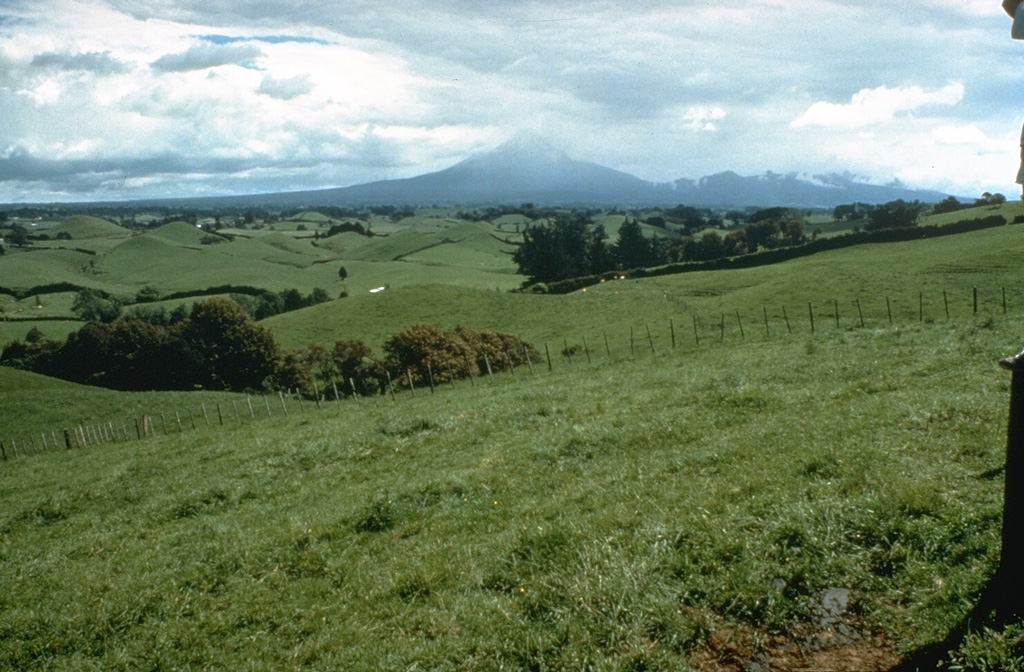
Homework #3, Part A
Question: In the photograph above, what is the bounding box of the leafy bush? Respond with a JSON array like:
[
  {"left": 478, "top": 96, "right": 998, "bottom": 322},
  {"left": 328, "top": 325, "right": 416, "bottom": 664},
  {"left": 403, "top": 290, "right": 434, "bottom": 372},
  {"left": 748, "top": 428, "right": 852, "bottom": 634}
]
[{"left": 384, "top": 324, "right": 477, "bottom": 386}]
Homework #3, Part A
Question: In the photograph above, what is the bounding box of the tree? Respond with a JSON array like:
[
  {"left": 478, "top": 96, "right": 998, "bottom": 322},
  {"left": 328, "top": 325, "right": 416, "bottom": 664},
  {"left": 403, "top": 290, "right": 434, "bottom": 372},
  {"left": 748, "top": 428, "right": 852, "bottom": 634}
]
[
  {"left": 332, "top": 339, "right": 384, "bottom": 395},
  {"left": 866, "top": 199, "right": 922, "bottom": 231},
  {"left": 513, "top": 214, "right": 591, "bottom": 284},
  {"left": 932, "top": 196, "right": 963, "bottom": 215},
  {"left": 6, "top": 223, "right": 28, "bottom": 247},
  {"left": 684, "top": 232, "right": 726, "bottom": 261},
  {"left": 384, "top": 324, "right": 477, "bottom": 386},
  {"left": 613, "top": 219, "right": 658, "bottom": 269},
  {"left": 182, "top": 298, "right": 281, "bottom": 391},
  {"left": 587, "top": 224, "right": 615, "bottom": 274},
  {"left": 338, "top": 265, "right": 349, "bottom": 280},
  {"left": 71, "top": 289, "right": 122, "bottom": 323}
]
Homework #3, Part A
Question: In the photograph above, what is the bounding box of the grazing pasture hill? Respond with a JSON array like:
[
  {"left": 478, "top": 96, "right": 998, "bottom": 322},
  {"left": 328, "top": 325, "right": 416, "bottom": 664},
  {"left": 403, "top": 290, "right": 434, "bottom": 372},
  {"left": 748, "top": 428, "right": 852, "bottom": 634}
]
[
  {"left": 267, "top": 218, "right": 1024, "bottom": 353},
  {"left": 0, "top": 315, "right": 1020, "bottom": 670},
  {"left": 0, "top": 212, "right": 523, "bottom": 321}
]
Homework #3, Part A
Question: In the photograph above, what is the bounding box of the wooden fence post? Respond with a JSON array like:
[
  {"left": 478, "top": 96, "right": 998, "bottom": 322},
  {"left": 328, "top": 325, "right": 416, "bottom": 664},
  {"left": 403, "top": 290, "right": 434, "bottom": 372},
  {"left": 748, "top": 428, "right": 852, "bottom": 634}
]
[
  {"left": 1004, "top": 287, "right": 1008, "bottom": 315},
  {"left": 202, "top": 403, "right": 209, "bottom": 425},
  {"left": 782, "top": 305, "right": 791, "bottom": 334},
  {"left": 646, "top": 323, "right": 655, "bottom": 353},
  {"left": 522, "top": 343, "right": 534, "bottom": 374},
  {"left": 426, "top": 363, "right": 436, "bottom": 392},
  {"left": 856, "top": 299, "right": 865, "bottom": 328},
  {"left": 997, "top": 347, "right": 1024, "bottom": 616},
  {"left": 216, "top": 404, "right": 224, "bottom": 426},
  {"left": 581, "top": 337, "right": 591, "bottom": 364},
  {"left": 943, "top": 290, "right": 949, "bottom": 320},
  {"left": 1, "top": 439, "right": 7, "bottom": 461},
  {"left": 808, "top": 302, "right": 815, "bottom": 333},
  {"left": 630, "top": 326, "right": 635, "bottom": 355},
  {"left": 693, "top": 314, "right": 700, "bottom": 346},
  {"left": 763, "top": 307, "right": 770, "bottom": 339},
  {"left": 264, "top": 395, "right": 272, "bottom": 417},
  {"left": 333, "top": 382, "right": 342, "bottom": 405},
  {"left": 63, "top": 428, "right": 73, "bottom": 451},
  {"left": 386, "top": 371, "right": 396, "bottom": 400},
  {"left": 484, "top": 354, "right": 495, "bottom": 380},
  {"left": 279, "top": 390, "right": 289, "bottom": 416},
  {"left": 974, "top": 287, "right": 978, "bottom": 316},
  {"left": 734, "top": 312, "right": 744, "bottom": 340},
  {"left": 833, "top": 299, "right": 840, "bottom": 329},
  {"left": 545, "top": 343, "right": 553, "bottom": 372},
  {"left": 175, "top": 411, "right": 184, "bottom": 432},
  {"left": 603, "top": 330, "right": 611, "bottom": 357},
  {"left": 407, "top": 369, "right": 416, "bottom": 396},
  {"left": 886, "top": 296, "right": 893, "bottom": 325},
  {"left": 313, "top": 383, "right": 322, "bottom": 409},
  {"left": 919, "top": 291, "right": 924, "bottom": 322},
  {"left": 670, "top": 319, "right": 676, "bottom": 349}
]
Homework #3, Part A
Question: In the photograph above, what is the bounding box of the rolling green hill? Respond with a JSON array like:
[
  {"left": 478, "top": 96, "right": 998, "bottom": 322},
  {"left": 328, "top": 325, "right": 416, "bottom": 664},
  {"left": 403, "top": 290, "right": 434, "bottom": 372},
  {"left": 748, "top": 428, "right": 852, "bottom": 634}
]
[
  {"left": 0, "top": 318, "right": 1019, "bottom": 669},
  {"left": 2, "top": 205, "right": 1024, "bottom": 669},
  {"left": 268, "top": 220, "right": 1024, "bottom": 352}
]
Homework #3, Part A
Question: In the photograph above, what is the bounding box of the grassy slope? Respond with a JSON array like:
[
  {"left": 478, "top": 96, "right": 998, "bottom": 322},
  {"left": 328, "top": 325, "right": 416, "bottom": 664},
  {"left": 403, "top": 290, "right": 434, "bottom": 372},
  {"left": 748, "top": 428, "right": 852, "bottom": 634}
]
[
  {"left": 2, "top": 212, "right": 1023, "bottom": 669},
  {"left": 268, "top": 220, "right": 1024, "bottom": 352},
  {"left": 0, "top": 319, "right": 1016, "bottom": 670}
]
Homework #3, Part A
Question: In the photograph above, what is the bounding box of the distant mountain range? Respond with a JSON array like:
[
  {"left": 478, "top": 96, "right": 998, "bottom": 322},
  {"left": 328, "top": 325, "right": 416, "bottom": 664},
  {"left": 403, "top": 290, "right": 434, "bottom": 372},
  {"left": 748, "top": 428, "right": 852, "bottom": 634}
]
[{"left": 154, "top": 138, "right": 961, "bottom": 210}]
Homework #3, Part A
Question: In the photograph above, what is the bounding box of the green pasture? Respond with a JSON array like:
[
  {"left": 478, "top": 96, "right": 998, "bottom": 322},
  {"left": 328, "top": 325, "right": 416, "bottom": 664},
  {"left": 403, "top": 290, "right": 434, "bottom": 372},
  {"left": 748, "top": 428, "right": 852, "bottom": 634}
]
[
  {"left": 267, "top": 221, "right": 1024, "bottom": 353},
  {"left": 0, "top": 248, "right": 97, "bottom": 293},
  {"left": 1, "top": 317, "right": 1021, "bottom": 669},
  {"left": 0, "top": 319, "right": 82, "bottom": 346}
]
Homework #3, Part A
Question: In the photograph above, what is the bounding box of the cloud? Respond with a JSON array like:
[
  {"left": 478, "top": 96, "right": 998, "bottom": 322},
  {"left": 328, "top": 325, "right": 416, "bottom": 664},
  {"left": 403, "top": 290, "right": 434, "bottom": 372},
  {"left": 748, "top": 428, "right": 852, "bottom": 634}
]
[
  {"left": 151, "top": 43, "right": 263, "bottom": 72},
  {"left": 257, "top": 74, "right": 312, "bottom": 100},
  {"left": 198, "top": 33, "right": 330, "bottom": 46},
  {"left": 0, "top": 1, "right": 1018, "bottom": 201},
  {"left": 792, "top": 83, "right": 966, "bottom": 129},
  {"left": 30, "top": 51, "right": 130, "bottom": 75}
]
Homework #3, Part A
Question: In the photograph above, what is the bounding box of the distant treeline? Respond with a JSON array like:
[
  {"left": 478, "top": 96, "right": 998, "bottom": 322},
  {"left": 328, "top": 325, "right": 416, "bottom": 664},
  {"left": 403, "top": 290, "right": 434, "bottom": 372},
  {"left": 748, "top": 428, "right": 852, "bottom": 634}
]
[
  {"left": 533, "top": 214, "right": 1010, "bottom": 294},
  {"left": 1, "top": 298, "right": 538, "bottom": 396},
  {"left": 513, "top": 200, "right": 943, "bottom": 287}
]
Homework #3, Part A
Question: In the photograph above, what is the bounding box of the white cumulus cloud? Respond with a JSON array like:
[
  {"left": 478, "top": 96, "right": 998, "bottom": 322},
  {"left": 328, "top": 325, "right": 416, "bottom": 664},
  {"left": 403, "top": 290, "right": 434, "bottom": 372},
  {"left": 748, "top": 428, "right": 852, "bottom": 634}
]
[{"left": 792, "top": 83, "right": 966, "bottom": 129}]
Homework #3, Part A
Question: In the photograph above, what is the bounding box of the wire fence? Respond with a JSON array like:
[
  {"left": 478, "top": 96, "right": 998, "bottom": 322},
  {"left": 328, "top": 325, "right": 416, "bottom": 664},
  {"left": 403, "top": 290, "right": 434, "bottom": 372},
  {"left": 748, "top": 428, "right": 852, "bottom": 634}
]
[{"left": 3, "top": 284, "right": 1020, "bottom": 462}]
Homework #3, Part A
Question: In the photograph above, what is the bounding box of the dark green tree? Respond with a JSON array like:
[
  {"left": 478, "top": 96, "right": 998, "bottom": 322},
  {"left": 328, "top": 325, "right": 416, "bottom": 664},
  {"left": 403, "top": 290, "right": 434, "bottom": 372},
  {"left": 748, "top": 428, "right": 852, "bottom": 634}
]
[
  {"left": 866, "top": 200, "right": 922, "bottom": 231},
  {"left": 182, "top": 298, "right": 281, "bottom": 391},
  {"left": 512, "top": 214, "right": 591, "bottom": 284},
  {"left": 613, "top": 219, "right": 657, "bottom": 269},
  {"left": 71, "top": 289, "right": 122, "bottom": 323}
]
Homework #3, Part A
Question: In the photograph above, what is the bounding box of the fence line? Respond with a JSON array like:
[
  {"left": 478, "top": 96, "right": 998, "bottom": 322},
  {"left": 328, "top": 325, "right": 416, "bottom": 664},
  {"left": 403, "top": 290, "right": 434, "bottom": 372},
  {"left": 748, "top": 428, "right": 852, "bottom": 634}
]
[{"left": 3, "top": 285, "right": 1020, "bottom": 463}]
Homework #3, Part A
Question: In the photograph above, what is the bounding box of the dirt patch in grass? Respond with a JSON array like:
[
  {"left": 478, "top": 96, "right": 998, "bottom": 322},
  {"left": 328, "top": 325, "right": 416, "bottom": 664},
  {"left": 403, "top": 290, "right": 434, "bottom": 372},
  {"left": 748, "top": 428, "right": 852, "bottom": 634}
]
[
  {"left": 692, "top": 628, "right": 899, "bottom": 672},
  {"left": 691, "top": 589, "right": 902, "bottom": 671}
]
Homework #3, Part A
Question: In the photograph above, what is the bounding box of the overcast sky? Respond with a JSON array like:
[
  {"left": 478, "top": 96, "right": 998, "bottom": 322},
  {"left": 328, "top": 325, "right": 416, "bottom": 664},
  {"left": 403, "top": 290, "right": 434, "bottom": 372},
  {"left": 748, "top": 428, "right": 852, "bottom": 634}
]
[{"left": 0, "top": 0, "right": 1022, "bottom": 203}]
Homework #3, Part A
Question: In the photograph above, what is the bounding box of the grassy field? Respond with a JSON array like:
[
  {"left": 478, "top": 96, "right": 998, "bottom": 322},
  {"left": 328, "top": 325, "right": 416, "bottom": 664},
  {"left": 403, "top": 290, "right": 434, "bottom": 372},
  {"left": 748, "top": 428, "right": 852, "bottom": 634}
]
[
  {"left": 1, "top": 315, "right": 1020, "bottom": 670},
  {"left": 2, "top": 203, "right": 1023, "bottom": 669},
  {"left": 267, "top": 219, "right": 1024, "bottom": 353}
]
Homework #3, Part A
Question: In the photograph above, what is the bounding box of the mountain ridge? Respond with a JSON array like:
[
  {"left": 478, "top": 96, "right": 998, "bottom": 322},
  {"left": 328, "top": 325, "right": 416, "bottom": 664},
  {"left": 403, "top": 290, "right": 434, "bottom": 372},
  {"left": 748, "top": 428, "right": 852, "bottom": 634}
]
[{"left": 108, "top": 139, "right": 963, "bottom": 209}]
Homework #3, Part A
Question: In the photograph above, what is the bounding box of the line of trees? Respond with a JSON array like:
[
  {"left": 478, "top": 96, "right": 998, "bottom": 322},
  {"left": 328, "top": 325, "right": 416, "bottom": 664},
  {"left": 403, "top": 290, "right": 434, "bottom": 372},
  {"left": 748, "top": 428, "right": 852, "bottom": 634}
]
[
  {"left": 513, "top": 210, "right": 808, "bottom": 285},
  {"left": 70, "top": 286, "right": 332, "bottom": 325},
  {"left": 1, "top": 297, "right": 539, "bottom": 396}
]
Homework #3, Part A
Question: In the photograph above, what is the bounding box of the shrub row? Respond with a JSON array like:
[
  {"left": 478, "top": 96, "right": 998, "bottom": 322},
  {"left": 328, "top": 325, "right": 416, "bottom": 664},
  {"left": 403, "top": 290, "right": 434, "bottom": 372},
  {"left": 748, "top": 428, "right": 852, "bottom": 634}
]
[{"left": 1, "top": 299, "right": 539, "bottom": 396}]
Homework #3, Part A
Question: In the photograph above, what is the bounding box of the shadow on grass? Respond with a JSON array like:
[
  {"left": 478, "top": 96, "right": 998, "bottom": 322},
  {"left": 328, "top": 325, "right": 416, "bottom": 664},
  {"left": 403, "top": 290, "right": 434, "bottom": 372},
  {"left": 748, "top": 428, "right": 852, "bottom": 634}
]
[{"left": 889, "top": 570, "right": 1022, "bottom": 671}]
